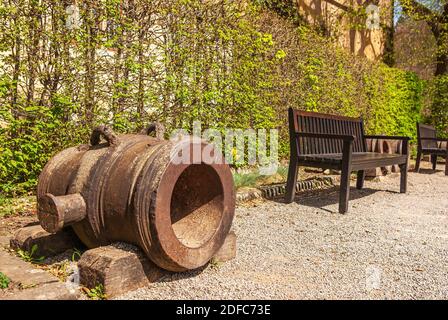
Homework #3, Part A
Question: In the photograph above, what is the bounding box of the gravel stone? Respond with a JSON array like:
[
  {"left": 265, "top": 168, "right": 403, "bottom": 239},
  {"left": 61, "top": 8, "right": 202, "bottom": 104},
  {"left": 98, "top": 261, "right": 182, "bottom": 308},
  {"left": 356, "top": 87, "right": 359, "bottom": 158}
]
[{"left": 116, "top": 165, "right": 448, "bottom": 300}]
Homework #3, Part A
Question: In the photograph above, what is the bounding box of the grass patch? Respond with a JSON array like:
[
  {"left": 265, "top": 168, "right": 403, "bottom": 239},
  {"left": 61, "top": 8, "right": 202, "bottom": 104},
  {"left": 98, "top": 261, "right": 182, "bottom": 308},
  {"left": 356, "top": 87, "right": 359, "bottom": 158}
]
[
  {"left": 233, "top": 166, "right": 289, "bottom": 190},
  {"left": 0, "top": 272, "right": 10, "bottom": 289},
  {"left": 233, "top": 172, "right": 262, "bottom": 190},
  {"left": 0, "top": 195, "right": 36, "bottom": 218},
  {"left": 83, "top": 284, "right": 107, "bottom": 300},
  {"left": 16, "top": 244, "right": 45, "bottom": 264},
  {"left": 44, "top": 261, "right": 71, "bottom": 282}
]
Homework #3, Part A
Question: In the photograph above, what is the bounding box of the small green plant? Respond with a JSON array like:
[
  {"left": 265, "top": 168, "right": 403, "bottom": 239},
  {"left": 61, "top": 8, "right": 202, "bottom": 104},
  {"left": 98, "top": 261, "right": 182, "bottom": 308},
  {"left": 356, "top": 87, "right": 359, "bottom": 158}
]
[
  {"left": 83, "top": 284, "right": 107, "bottom": 300},
  {"left": 71, "top": 248, "right": 83, "bottom": 262},
  {"left": 16, "top": 244, "right": 45, "bottom": 264},
  {"left": 233, "top": 172, "right": 262, "bottom": 190},
  {"left": 0, "top": 272, "right": 10, "bottom": 289},
  {"left": 209, "top": 258, "right": 222, "bottom": 270}
]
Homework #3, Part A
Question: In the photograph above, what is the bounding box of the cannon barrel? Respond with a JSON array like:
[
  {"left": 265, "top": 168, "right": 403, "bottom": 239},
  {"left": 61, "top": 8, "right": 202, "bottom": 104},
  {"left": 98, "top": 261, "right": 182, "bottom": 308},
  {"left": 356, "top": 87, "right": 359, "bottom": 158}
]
[{"left": 37, "top": 126, "right": 235, "bottom": 272}]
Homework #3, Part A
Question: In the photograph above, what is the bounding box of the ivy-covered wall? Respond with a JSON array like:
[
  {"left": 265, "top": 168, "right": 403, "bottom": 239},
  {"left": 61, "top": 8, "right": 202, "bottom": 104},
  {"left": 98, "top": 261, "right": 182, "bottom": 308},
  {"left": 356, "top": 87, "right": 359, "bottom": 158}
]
[
  {"left": 0, "top": 0, "right": 426, "bottom": 195},
  {"left": 366, "top": 65, "right": 424, "bottom": 138},
  {"left": 426, "top": 75, "right": 448, "bottom": 138}
]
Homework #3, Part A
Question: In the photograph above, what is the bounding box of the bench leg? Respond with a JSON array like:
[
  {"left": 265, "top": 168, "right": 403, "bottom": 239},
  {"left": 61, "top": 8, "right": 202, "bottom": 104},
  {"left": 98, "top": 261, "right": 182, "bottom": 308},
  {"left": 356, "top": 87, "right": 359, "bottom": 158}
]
[
  {"left": 399, "top": 163, "right": 408, "bottom": 193},
  {"left": 415, "top": 151, "right": 422, "bottom": 172},
  {"left": 285, "top": 161, "right": 298, "bottom": 203},
  {"left": 339, "top": 166, "right": 352, "bottom": 214},
  {"left": 339, "top": 141, "right": 353, "bottom": 214},
  {"left": 339, "top": 170, "right": 351, "bottom": 214},
  {"left": 356, "top": 170, "right": 365, "bottom": 190},
  {"left": 431, "top": 154, "right": 437, "bottom": 170},
  {"left": 445, "top": 156, "right": 448, "bottom": 176}
]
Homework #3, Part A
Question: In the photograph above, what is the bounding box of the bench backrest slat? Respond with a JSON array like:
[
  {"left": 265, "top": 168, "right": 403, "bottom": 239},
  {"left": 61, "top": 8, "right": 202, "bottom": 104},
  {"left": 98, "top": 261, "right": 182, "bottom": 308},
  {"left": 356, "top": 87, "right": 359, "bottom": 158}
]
[
  {"left": 417, "top": 123, "right": 438, "bottom": 149},
  {"left": 289, "top": 108, "right": 366, "bottom": 155}
]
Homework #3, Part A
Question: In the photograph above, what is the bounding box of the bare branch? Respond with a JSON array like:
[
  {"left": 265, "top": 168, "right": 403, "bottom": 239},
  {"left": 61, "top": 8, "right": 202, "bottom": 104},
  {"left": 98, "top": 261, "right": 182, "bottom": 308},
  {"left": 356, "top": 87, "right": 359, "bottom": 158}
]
[{"left": 322, "top": 0, "right": 379, "bottom": 13}]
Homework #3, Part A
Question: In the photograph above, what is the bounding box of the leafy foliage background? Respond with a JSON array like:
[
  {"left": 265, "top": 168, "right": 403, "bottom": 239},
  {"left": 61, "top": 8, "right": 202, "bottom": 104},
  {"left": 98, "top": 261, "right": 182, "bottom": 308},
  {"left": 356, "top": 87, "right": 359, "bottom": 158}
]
[{"left": 0, "top": 0, "right": 443, "bottom": 196}]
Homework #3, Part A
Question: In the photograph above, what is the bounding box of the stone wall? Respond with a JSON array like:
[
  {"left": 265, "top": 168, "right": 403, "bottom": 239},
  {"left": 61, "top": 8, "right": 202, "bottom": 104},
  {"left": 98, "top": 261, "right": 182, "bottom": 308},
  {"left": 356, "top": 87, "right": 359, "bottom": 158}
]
[{"left": 297, "top": 0, "right": 393, "bottom": 61}]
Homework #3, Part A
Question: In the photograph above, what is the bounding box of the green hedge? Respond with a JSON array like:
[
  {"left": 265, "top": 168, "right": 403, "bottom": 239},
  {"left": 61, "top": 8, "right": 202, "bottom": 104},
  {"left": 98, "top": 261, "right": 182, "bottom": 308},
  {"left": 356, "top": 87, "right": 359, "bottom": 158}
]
[
  {"left": 426, "top": 75, "right": 448, "bottom": 138},
  {"left": 0, "top": 1, "right": 427, "bottom": 196},
  {"left": 365, "top": 65, "right": 424, "bottom": 140},
  {"left": 253, "top": 14, "right": 425, "bottom": 157}
]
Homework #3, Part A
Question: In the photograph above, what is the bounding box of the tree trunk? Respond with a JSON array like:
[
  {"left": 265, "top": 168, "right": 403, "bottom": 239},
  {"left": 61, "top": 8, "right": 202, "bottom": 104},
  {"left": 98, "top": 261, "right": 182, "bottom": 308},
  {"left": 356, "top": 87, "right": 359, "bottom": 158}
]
[
  {"left": 11, "top": 35, "right": 21, "bottom": 115},
  {"left": 383, "top": 0, "right": 395, "bottom": 66},
  {"left": 435, "top": 51, "right": 448, "bottom": 76}
]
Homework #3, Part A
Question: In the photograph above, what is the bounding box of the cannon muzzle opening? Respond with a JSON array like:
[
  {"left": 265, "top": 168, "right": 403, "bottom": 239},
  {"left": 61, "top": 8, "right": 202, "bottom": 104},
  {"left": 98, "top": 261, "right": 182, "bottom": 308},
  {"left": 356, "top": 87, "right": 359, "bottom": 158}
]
[{"left": 170, "top": 164, "right": 224, "bottom": 248}]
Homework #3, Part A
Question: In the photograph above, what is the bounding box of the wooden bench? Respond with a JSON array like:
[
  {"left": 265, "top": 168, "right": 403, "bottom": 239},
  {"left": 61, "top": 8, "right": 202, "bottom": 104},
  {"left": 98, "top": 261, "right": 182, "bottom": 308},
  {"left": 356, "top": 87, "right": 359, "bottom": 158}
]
[
  {"left": 416, "top": 123, "right": 448, "bottom": 175},
  {"left": 285, "top": 109, "right": 410, "bottom": 213}
]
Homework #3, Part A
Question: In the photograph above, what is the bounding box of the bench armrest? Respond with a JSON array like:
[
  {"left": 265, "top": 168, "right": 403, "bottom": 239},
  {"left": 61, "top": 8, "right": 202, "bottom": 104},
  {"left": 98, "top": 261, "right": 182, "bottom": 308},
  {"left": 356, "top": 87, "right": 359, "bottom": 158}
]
[
  {"left": 295, "top": 132, "right": 355, "bottom": 141},
  {"left": 365, "top": 135, "right": 410, "bottom": 156},
  {"left": 364, "top": 135, "right": 411, "bottom": 141},
  {"left": 294, "top": 132, "right": 355, "bottom": 166}
]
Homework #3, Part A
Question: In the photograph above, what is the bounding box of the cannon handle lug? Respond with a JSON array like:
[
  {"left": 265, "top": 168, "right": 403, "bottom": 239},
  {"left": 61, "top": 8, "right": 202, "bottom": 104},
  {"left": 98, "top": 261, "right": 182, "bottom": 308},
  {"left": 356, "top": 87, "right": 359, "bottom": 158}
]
[{"left": 90, "top": 125, "right": 119, "bottom": 147}]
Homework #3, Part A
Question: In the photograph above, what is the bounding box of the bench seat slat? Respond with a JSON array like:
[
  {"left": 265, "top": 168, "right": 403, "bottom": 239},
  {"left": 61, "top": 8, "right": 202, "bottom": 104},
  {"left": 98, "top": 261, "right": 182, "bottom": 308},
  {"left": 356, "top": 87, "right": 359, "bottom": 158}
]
[{"left": 298, "top": 152, "right": 408, "bottom": 170}]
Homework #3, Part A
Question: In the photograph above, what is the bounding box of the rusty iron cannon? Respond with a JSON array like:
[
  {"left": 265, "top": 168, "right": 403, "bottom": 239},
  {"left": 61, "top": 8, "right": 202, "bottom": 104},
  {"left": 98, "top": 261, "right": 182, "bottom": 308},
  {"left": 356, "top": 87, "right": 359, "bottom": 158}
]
[{"left": 37, "top": 125, "right": 235, "bottom": 272}]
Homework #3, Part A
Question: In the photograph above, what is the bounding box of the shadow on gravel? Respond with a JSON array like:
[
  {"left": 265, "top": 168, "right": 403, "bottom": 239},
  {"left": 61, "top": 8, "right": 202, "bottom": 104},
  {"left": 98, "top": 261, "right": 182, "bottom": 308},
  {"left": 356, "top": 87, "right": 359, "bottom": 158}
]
[
  {"left": 156, "top": 263, "right": 209, "bottom": 283},
  {"left": 25, "top": 221, "right": 40, "bottom": 227},
  {"left": 415, "top": 168, "right": 445, "bottom": 175},
  {"left": 273, "top": 186, "right": 382, "bottom": 213}
]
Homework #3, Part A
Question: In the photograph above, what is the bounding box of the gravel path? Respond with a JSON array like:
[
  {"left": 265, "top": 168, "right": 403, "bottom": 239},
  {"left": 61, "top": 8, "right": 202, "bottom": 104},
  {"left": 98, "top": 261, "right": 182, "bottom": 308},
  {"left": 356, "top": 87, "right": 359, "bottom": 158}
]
[{"left": 117, "top": 165, "right": 448, "bottom": 300}]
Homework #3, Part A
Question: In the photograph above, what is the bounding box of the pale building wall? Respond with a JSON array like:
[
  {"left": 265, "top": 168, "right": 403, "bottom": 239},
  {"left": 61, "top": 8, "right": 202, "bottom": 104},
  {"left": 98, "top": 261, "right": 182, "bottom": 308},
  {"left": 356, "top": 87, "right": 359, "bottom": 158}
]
[{"left": 297, "top": 0, "right": 392, "bottom": 61}]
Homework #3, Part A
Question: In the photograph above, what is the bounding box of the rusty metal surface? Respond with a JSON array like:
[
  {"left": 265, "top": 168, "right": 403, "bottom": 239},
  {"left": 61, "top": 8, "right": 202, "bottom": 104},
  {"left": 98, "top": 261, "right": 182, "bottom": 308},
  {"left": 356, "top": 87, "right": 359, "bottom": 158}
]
[{"left": 37, "top": 125, "right": 235, "bottom": 272}]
